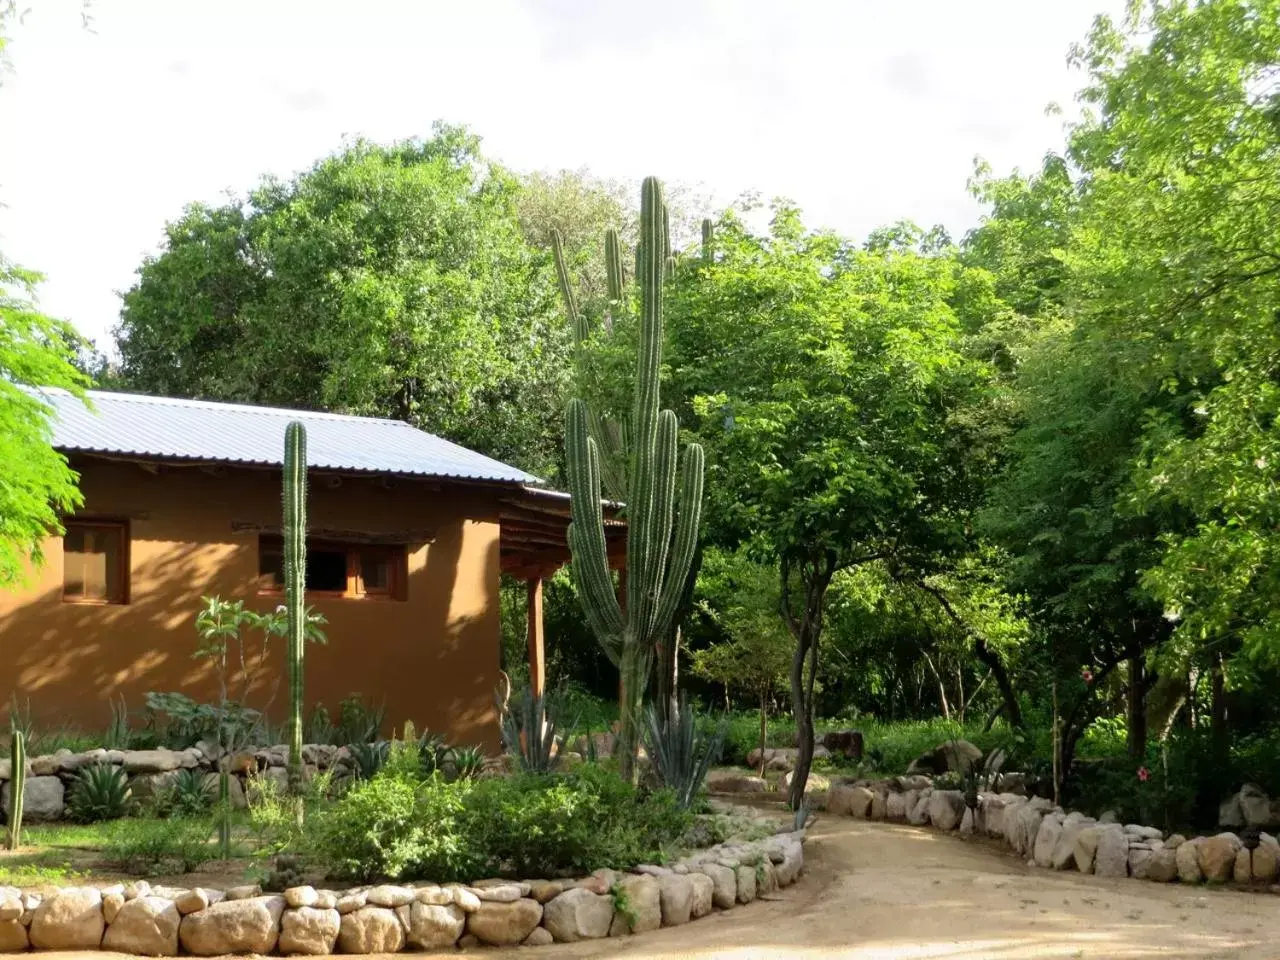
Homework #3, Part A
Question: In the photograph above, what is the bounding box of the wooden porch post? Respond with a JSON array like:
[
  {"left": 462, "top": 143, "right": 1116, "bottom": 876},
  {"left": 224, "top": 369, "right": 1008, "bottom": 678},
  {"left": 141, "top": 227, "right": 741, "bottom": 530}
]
[{"left": 526, "top": 576, "right": 546, "bottom": 699}]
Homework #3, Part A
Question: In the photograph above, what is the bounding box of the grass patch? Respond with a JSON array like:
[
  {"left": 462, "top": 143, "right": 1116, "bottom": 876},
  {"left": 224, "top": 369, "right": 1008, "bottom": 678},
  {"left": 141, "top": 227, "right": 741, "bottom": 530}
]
[
  {"left": 0, "top": 850, "right": 87, "bottom": 886},
  {"left": 23, "top": 821, "right": 122, "bottom": 850}
]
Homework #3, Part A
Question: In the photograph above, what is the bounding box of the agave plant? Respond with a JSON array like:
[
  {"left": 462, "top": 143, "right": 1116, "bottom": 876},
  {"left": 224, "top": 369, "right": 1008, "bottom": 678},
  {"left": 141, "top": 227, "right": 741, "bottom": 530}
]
[
  {"left": 501, "top": 684, "right": 567, "bottom": 774},
  {"left": 68, "top": 763, "right": 132, "bottom": 823},
  {"left": 416, "top": 731, "right": 450, "bottom": 776},
  {"left": 450, "top": 745, "right": 486, "bottom": 780},
  {"left": 347, "top": 739, "right": 389, "bottom": 779},
  {"left": 642, "top": 697, "right": 726, "bottom": 809},
  {"left": 170, "top": 768, "right": 217, "bottom": 816}
]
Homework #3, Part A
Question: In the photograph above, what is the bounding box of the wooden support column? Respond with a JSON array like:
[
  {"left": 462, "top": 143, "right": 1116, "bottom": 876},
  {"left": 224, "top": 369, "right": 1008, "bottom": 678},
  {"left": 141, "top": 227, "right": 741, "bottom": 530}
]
[{"left": 526, "top": 576, "right": 546, "bottom": 699}]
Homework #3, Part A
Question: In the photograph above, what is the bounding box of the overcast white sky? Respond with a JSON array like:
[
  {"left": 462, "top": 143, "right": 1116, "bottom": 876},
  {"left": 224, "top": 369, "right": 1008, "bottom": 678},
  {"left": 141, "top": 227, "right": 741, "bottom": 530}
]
[{"left": 0, "top": 0, "right": 1123, "bottom": 351}]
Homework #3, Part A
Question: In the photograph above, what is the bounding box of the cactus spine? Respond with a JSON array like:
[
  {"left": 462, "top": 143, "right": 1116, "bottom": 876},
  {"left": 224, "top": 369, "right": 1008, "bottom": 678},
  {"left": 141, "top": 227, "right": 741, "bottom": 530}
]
[
  {"left": 283, "top": 421, "right": 308, "bottom": 797},
  {"left": 562, "top": 176, "right": 705, "bottom": 781},
  {"left": 6, "top": 729, "right": 24, "bottom": 850}
]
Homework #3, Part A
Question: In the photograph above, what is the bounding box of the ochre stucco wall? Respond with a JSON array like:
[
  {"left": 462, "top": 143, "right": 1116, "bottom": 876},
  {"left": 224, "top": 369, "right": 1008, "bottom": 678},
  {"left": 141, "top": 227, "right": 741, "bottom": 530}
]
[{"left": 0, "top": 457, "right": 505, "bottom": 750}]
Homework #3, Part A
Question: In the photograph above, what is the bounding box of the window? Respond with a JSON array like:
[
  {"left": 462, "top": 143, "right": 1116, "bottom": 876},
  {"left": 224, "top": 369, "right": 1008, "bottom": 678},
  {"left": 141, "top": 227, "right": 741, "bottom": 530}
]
[
  {"left": 257, "top": 536, "right": 406, "bottom": 600},
  {"left": 63, "top": 521, "right": 128, "bottom": 604}
]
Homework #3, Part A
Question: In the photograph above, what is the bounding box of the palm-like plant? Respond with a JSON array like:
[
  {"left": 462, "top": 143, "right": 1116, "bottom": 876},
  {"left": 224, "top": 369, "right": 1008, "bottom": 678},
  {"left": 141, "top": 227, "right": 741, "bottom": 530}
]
[{"left": 642, "top": 697, "right": 726, "bottom": 809}]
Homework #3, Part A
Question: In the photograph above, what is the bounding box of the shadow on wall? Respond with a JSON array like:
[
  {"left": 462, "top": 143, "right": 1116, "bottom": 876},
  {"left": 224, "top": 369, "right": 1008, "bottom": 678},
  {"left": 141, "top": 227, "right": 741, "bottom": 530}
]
[{"left": 0, "top": 525, "right": 503, "bottom": 752}]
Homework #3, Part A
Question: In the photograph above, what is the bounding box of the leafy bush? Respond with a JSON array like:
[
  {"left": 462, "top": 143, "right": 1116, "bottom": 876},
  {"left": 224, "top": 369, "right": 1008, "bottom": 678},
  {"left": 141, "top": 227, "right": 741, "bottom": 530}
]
[
  {"left": 337, "top": 694, "right": 385, "bottom": 744},
  {"left": 309, "top": 763, "right": 690, "bottom": 883},
  {"left": 143, "top": 691, "right": 261, "bottom": 750},
  {"left": 310, "top": 771, "right": 476, "bottom": 882},
  {"left": 102, "top": 816, "right": 221, "bottom": 872},
  {"left": 67, "top": 764, "right": 132, "bottom": 822}
]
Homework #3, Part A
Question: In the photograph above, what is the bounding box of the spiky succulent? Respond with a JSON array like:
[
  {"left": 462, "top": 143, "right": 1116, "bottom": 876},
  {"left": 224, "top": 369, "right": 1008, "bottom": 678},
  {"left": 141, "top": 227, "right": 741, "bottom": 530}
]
[{"left": 68, "top": 763, "right": 132, "bottom": 822}]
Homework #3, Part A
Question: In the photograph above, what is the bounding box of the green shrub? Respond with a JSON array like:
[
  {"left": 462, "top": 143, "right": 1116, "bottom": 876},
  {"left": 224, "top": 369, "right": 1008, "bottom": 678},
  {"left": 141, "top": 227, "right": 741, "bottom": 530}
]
[
  {"left": 102, "top": 817, "right": 221, "bottom": 872},
  {"left": 348, "top": 740, "right": 389, "bottom": 780},
  {"left": 310, "top": 771, "right": 478, "bottom": 882},
  {"left": 67, "top": 764, "right": 132, "bottom": 823}
]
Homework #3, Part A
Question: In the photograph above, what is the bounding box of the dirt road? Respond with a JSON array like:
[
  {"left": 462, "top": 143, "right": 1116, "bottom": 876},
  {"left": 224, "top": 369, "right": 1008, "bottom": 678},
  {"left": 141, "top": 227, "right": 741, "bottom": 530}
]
[
  {"left": 515, "top": 816, "right": 1280, "bottom": 960},
  {"left": 41, "top": 816, "right": 1280, "bottom": 959}
]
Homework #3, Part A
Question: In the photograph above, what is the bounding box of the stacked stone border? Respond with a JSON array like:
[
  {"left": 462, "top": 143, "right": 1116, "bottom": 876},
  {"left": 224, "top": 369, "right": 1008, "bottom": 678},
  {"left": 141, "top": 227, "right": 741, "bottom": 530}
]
[
  {"left": 0, "top": 744, "right": 808, "bottom": 954},
  {"left": 0, "top": 827, "right": 805, "bottom": 954},
  {"left": 826, "top": 776, "right": 1280, "bottom": 887}
]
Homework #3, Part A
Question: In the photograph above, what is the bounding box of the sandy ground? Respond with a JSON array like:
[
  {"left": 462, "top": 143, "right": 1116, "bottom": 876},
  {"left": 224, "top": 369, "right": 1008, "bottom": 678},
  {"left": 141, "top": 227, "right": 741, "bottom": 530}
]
[{"left": 36, "top": 816, "right": 1280, "bottom": 960}]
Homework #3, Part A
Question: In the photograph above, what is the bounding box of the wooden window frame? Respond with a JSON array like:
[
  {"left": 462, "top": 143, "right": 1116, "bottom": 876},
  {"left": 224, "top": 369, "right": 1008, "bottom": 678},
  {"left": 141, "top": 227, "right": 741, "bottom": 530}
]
[
  {"left": 62, "top": 519, "right": 130, "bottom": 605},
  {"left": 257, "top": 536, "right": 407, "bottom": 601}
]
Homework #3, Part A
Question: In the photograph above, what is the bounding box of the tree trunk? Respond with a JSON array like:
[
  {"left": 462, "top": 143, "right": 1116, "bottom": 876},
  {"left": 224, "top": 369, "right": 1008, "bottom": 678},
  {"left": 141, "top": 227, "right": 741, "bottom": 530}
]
[
  {"left": 1210, "top": 654, "right": 1228, "bottom": 772},
  {"left": 616, "top": 640, "right": 649, "bottom": 784},
  {"left": 921, "top": 650, "right": 951, "bottom": 719},
  {"left": 758, "top": 690, "right": 768, "bottom": 778},
  {"left": 781, "top": 552, "right": 836, "bottom": 811},
  {"left": 1126, "top": 652, "right": 1147, "bottom": 762}
]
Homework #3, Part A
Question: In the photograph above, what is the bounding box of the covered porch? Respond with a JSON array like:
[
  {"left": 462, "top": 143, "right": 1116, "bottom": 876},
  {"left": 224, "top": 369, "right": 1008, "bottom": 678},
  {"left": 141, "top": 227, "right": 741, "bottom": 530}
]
[{"left": 497, "top": 486, "right": 626, "bottom": 697}]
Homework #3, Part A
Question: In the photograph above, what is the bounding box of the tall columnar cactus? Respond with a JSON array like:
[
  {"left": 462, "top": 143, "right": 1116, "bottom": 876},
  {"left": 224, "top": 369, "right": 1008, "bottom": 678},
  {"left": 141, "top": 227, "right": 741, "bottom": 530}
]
[
  {"left": 563, "top": 177, "right": 705, "bottom": 781},
  {"left": 283, "top": 421, "right": 308, "bottom": 796},
  {"left": 6, "top": 729, "right": 25, "bottom": 850}
]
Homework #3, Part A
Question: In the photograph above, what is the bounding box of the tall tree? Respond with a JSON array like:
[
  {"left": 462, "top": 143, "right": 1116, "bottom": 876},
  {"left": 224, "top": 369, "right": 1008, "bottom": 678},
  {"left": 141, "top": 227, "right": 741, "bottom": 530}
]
[
  {"left": 672, "top": 206, "right": 989, "bottom": 805},
  {"left": 0, "top": 4, "right": 89, "bottom": 589},
  {"left": 116, "top": 125, "right": 571, "bottom": 478}
]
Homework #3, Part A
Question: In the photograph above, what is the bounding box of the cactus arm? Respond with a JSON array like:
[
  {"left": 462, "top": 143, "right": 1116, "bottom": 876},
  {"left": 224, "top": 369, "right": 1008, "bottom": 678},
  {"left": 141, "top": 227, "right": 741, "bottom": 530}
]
[
  {"left": 565, "top": 401, "right": 625, "bottom": 643},
  {"left": 551, "top": 230, "right": 589, "bottom": 347},
  {"left": 7, "top": 730, "right": 25, "bottom": 850},
  {"left": 283, "top": 421, "right": 308, "bottom": 796},
  {"left": 604, "top": 228, "right": 624, "bottom": 305},
  {"left": 652, "top": 443, "right": 705, "bottom": 640},
  {"left": 633, "top": 409, "right": 679, "bottom": 641}
]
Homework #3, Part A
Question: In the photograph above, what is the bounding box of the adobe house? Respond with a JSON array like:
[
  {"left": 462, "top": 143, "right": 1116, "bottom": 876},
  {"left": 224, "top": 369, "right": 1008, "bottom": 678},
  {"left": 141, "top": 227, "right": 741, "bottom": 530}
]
[{"left": 0, "top": 389, "right": 624, "bottom": 749}]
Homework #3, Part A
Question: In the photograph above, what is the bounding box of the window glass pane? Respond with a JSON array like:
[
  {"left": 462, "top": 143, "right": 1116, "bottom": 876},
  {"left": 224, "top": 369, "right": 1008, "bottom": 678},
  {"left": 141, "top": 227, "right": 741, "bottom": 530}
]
[
  {"left": 308, "top": 549, "right": 348, "bottom": 592},
  {"left": 64, "top": 524, "right": 122, "bottom": 602},
  {"left": 259, "top": 544, "right": 283, "bottom": 589},
  {"left": 360, "top": 551, "right": 390, "bottom": 592}
]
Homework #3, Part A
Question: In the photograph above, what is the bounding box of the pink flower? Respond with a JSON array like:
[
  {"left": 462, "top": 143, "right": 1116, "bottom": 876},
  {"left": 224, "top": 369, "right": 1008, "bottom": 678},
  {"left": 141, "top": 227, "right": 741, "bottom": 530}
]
[
  {"left": 1081, "top": 668, "right": 1093, "bottom": 684},
  {"left": 1137, "top": 766, "right": 1150, "bottom": 782}
]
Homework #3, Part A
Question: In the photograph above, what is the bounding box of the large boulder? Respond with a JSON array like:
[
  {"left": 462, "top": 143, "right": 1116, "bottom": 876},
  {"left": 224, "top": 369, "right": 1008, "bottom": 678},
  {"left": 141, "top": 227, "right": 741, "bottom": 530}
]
[
  {"left": 1, "top": 775, "right": 65, "bottom": 823},
  {"left": 1033, "top": 814, "right": 1065, "bottom": 867},
  {"left": 1094, "top": 826, "right": 1129, "bottom": 878},
  {"left": 869, "top": 790, "right": 888, "bottom": 820},
  {"left": 657, "top": 874, "right": 693, "bottom": 927},
  {"left": 707, "top": 772, "right": 768, "bottom": 794},
  {"left": 1253, "top": 833, "right": 1280, "bottom": 882},
  {"left": 468, "top": 898, "right": 544, "bottom": 945},
  {"left": 103, "top": 896, "right": 182, "bottom": 956},
  {"left": 1176, "top": 837, "right": 1204, "bottom": 882},
  {"left": 1197, "top": 832, "right": 1242, "bottom": 883},
  {"left": 733, "top": 865, "right": 757, "bottom": 905},
  {"left": 927, "top": 790, "right": 966, "bottom": 831},
  {"left": 1147, "top": 848, "right": 1179, "bottom": 882},
  {"left": 29, "top": 887, "right": 104, "bottom": 950},
  {"left": 1012, "top": 798, "right": 1052, "bottom": 856},
  {"left": 608, "top": 876, "right": 660, "bottom": 936},
  {"left": 1238, "top": 784, "right": 1275, "bottom": 828},
  {"left": 1051, "top": 817, "right": 1094, "bottom": 870},
  {"left": 404, "top": 902, "right": 465, "bottom": 949},
  {"left": 278, "top": 907, "right": 341, "bottom": 955},
  {"left": 1074, "top": 826, "right": 1100, "bottom": 873},
  {"left": 907, "top": 791, "right": 932, "bottom": 825},
  {"left": 688, "top": 874, "right": 714, "bottom": 919},
  {"left": 0, "top": 921, "right": 26, "bottom": 953},
  {"left": 179, "top": 896, "right": 285, "bottom": 956},
  {"left": 542, "top": 888, "right": 613, "bottom": 942},
  {"left": 828, "top": 784, "right": 872, "bottom": 818},
  {"left": 337, "top": 906, "right": 403, "bottom": 953},
  {"left": 934, "top": 739, "right": 983, "bottom": 775},
  {"left": 886, "top": 791, "right": 908, "bottom": 820},
  {"left": 120, "top": 749, "right": 185, "bottom": 774},
  {"left": 697, "top": 863, "right": 736, "bottom": 910},
  {"left": 782, "top": 770, "right": 830, "bottom": 795},
  {"left": 1129, "top": 845, "right": 1156, "bottom": 879}
]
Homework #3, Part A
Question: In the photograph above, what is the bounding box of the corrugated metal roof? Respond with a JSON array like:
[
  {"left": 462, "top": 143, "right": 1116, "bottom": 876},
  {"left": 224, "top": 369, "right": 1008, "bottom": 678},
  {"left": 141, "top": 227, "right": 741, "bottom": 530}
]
[{"left": 32, "top": 388, "right": 540, "bottom": 485}]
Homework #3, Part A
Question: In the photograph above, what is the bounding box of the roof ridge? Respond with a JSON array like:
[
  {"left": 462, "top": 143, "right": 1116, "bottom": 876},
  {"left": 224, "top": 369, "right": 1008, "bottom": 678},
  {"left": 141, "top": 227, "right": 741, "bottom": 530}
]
[{"left": 74, "top": 388, "right": 414, "bottom": 428}]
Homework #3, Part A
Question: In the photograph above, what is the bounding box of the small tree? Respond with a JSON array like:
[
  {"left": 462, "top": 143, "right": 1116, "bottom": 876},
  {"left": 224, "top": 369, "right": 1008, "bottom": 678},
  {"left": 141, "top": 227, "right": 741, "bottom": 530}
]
[{"left": 691, "top": 548, "right": 792, "bottom": 775}]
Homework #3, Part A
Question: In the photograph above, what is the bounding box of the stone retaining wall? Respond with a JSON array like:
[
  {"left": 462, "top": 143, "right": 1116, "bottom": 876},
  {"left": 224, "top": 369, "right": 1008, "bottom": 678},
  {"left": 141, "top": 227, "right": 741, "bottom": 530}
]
[
  {"left": 826, "top": 777, "right": 1280, "bottom": 887},
  {"left": 0, "top": 744, "right": 355, "bottom": 822},
  {"left": 0, "top": 827, "right": 805, "bottom": 954}
]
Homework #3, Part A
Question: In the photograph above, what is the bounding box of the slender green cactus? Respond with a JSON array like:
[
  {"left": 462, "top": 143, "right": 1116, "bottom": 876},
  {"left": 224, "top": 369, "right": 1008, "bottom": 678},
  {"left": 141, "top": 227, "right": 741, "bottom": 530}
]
[
  {"left": 7, "top": 729, "right": 25, "bottom": 850},
  {"left": 283, "top": 421, "right": 308, "bottom": 797},
  {"left": 562, "top": 177, "right": 705, "bottom": 781}
]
